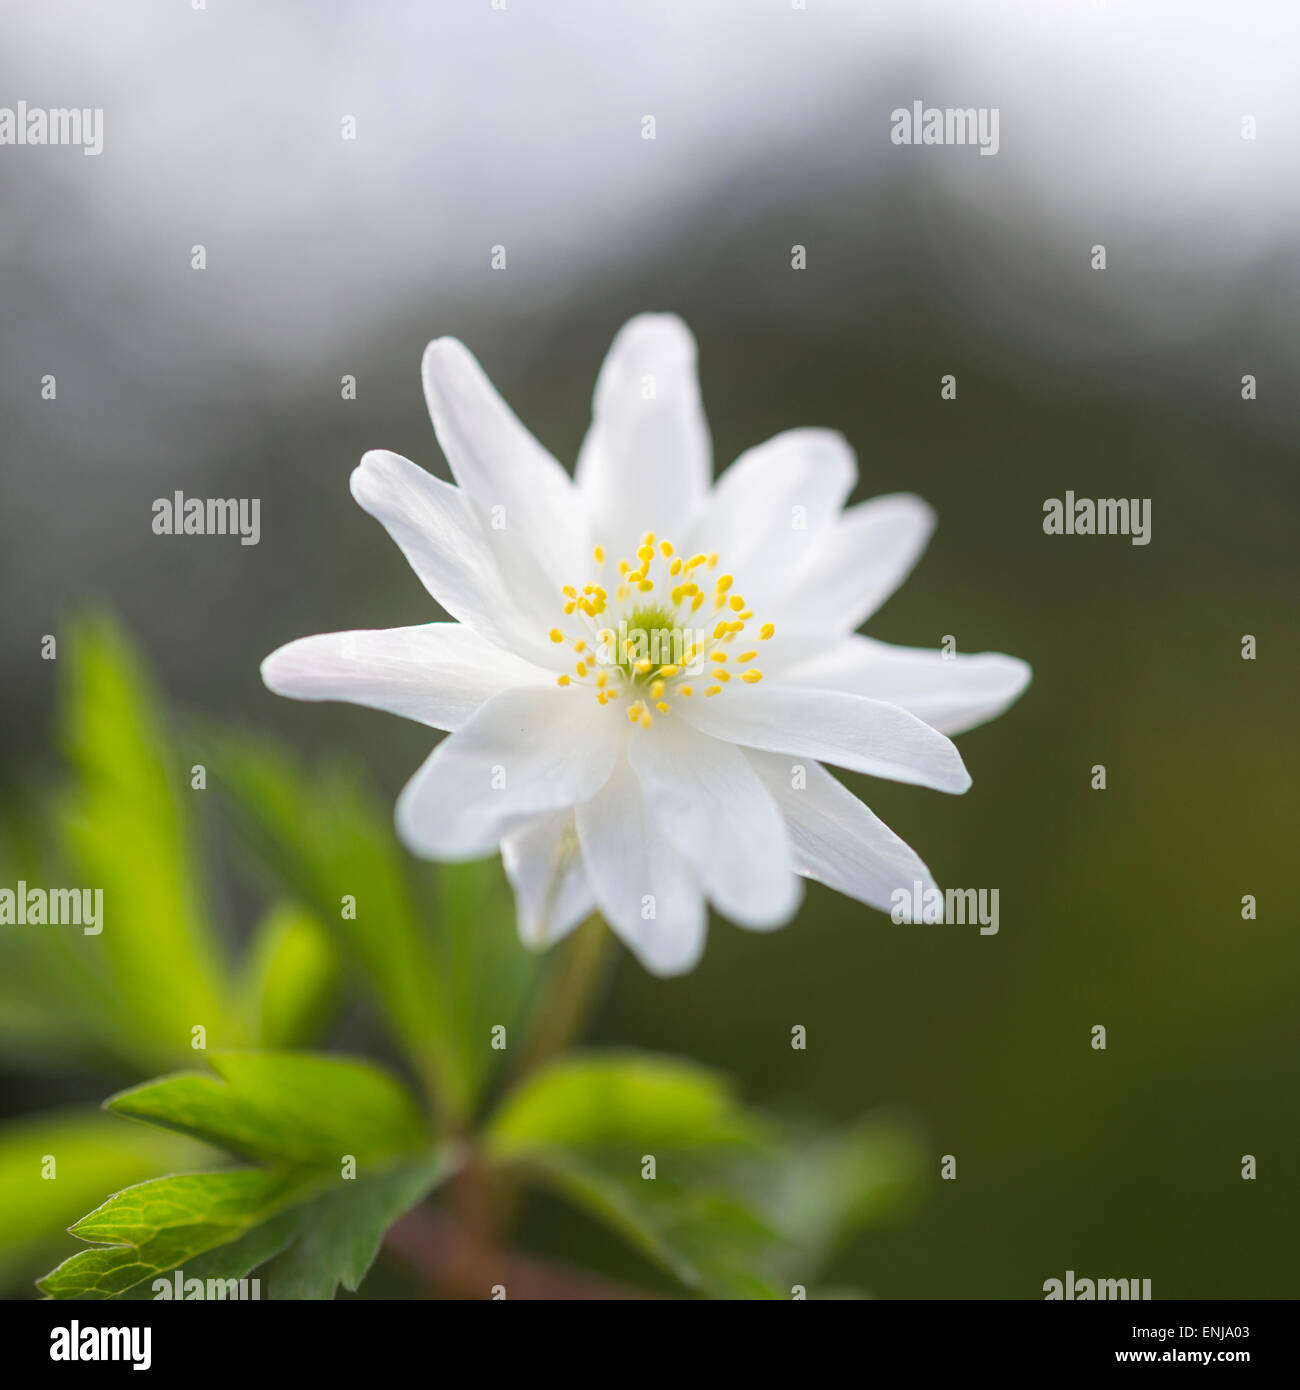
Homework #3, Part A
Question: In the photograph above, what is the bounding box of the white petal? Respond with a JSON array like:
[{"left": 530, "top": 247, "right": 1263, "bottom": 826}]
[
  {"left": 776, "top": 493, "right": 935, "bottom": 632},
  {"left": 260, "top": 623, "right": 551, "bottom": 732},
  {"left": 574, "top": 315, "right": 711, "bottom": 559},
  {"left": 781, "top": 636, "right": 1032, "bottom": 736},
  {"left": 677, "top": 684, "right": 971, "bottom": 793},
  {"left": 747, "top": 751, "right": 939, "bottom": 912},
  {"left": 501, "top": 811, "right": 594, "bottom": 949},
  {"left": 395, "top": 685, "right": 620, "bottom": 860},
  {"left": 575, "top": 758, "right": 707, "bottom": 976},
  {"left": 422, "top": 338, "right": 588, "bottom": 584},
  {"left": 350, "top": 449, "right": 563, "bottom": 669},
  {"left": 684, "top": 429, "right": 856, "bottom": 615},
  {"left": 626, "top": 715, "right": 801, "bottom": 931}
]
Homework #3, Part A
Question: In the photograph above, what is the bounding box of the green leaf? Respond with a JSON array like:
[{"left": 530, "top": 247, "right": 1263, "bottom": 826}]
[
  {"left": 112, "top": 1153, "right": 453, "bottom": 1301},
  {"left": 55, "top": 616, "right": 230, "bottom": 1068},
  {"left": 525, "top": 1150, "right": 782, "bottom": 1299},
  {"left": 0, "top": 804, "right": 125, "bottom": 1066},
  {"left": 486, "top": 1050, "right": 762, "bottom": 1158},
  {"left": 37, "top": 1169, "right": 323, "bottom": 1299},
  {"left": 0, "top": 1109, "right": 212, "bottom": 1292},
  {"left": 203, "top": 732, "right": 457, "bottom": 1107},
  {"left": 41, "top": 1151, "right": 454, "bottom": 1301},
  {"left": 105, "top": 1051, "right": 430, "bottom": 1167},
  {"left": 241, "top": 903, "right": 340, "bottom": 1049},
  {"left": 39, "top": 1052, "right": 446, "bottom": 1299},
  {"left": 434, "top": 857, "right": 544, "bottom": 1112},
  {"left": 114, "top": 1211, "right": 301, "bottom": 1299},
  {"left": 266, "top": 1152, "right": 453, "bottom": 1299},
  {"left": 486, "top": 1051, "right": 778, "bottom": 1298},
  {"left": 760, "top": 1117, "right": 923, "bottom": 1279}
]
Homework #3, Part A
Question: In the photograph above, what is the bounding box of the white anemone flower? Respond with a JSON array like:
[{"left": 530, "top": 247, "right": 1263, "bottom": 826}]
[{"left": 262, "top": 315, "right": 1030, "bottom": 976}]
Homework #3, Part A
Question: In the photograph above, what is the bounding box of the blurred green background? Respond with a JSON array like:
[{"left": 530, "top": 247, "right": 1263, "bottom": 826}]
[{"left": 1, "top": 0, "right": 1296, "bottom": 1298}]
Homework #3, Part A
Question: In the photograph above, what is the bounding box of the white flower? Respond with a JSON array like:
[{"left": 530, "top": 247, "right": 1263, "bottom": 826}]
[{"left": 262, "top": 315, "right": 1030, "bottom": 976}]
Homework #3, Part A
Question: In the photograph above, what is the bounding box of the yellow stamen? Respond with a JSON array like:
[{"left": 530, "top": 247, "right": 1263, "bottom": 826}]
[{"left": 553, "top": 529, "right": 774, "bottom": 718}]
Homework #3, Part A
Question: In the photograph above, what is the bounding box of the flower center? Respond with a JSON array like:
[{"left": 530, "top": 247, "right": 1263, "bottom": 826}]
[{"left": 547, "top": 532, "right": 773, "bottom": 729}]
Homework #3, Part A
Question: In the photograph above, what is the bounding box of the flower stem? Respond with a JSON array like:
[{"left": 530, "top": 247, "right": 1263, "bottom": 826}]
[{"left": 516, "top": 914, "right": 614, "bottom": 1079}]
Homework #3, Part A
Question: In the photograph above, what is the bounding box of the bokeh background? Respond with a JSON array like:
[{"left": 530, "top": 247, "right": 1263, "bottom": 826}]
[{"left": 2, "top": 0, "right": 1297, "bottom": 1297}]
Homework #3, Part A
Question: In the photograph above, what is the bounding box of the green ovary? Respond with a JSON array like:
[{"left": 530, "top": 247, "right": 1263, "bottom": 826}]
[{"left": 620, "top": 604, "right": 684, "bottom": 680}]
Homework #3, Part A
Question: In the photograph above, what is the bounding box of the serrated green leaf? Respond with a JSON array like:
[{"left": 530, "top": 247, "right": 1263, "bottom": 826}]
[
  {"left": 266, "top": 1152, "right": 454, "bottom": 1299},
  {"left": 114, "top": 1210, "right": 301, "bottom": 1300},
  {"left": 486, "top": 1050, "right": 762, "bottom": 1158},
  {"left": 0, "top": 1109, "right": 213, "bottom": 1292},
  {"left": 526, "top": 1150, "right": 782, "bottom": 1300},
  {"left": 241, "top": 904, "right": 341, "bottom": 1049},
  {"left": 38, "top": 1169, "right": 323, "bottom": 1299},
  {"left": 486, "top": 1051, "right": 777, "bottom": 1298},
  {"left": 105, "top": 1051, "right": 429, "bottom": 1167}
]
